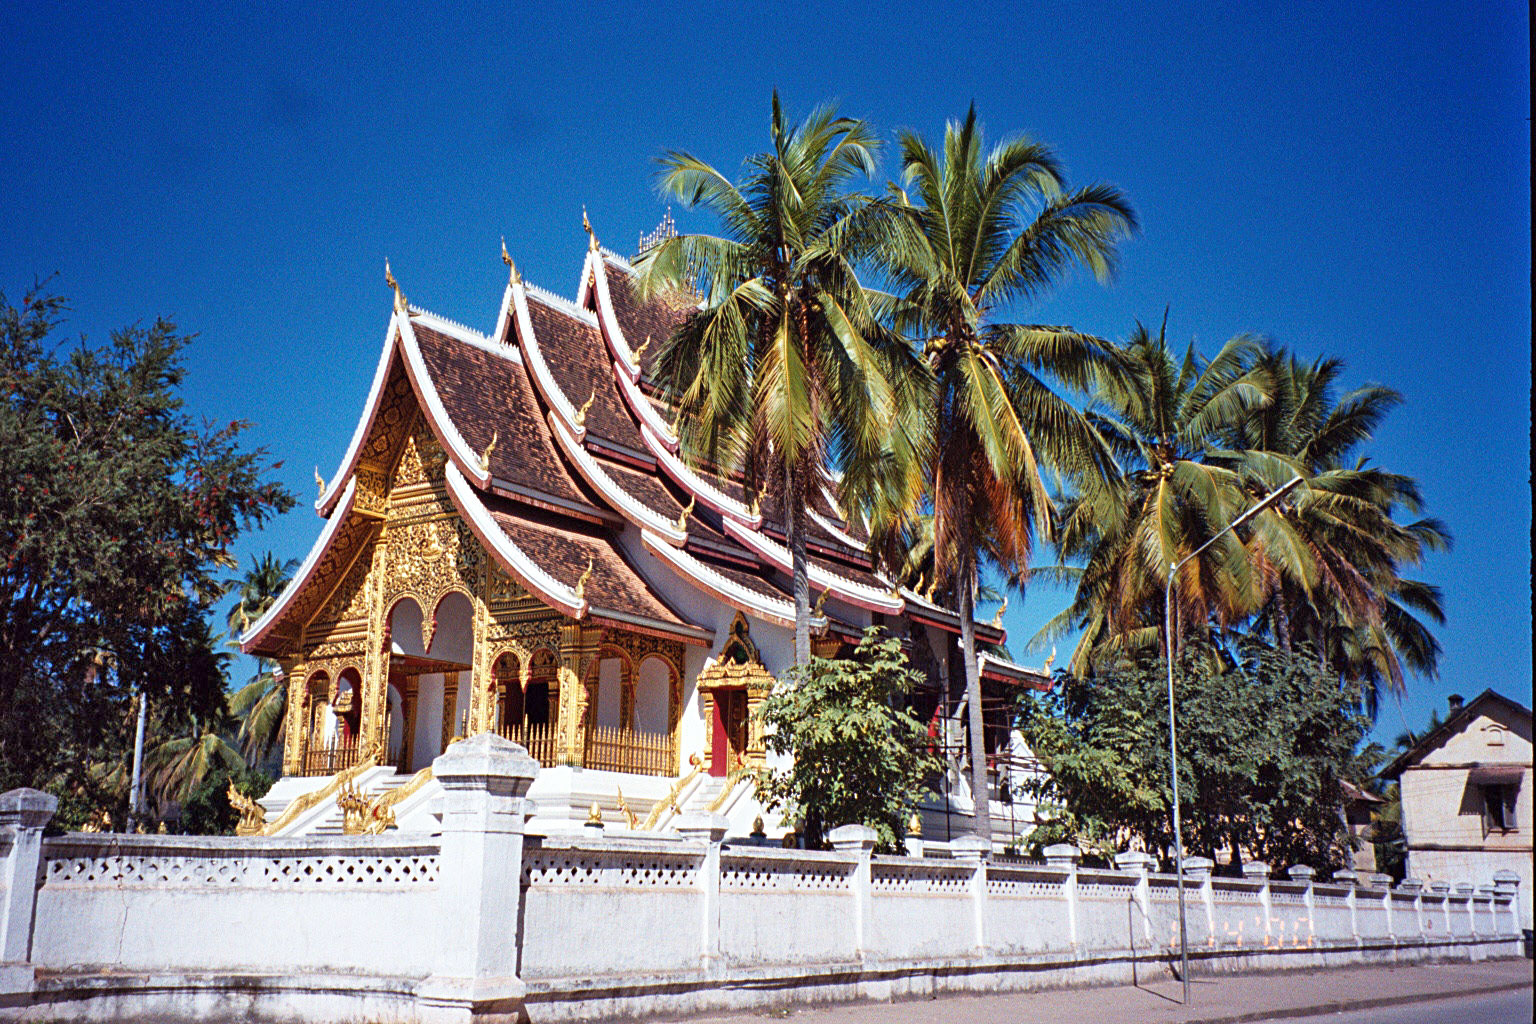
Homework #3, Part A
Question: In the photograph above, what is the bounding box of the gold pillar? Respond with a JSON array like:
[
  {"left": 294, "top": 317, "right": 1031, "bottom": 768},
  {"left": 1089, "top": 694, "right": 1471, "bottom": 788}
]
[
  {"left": 441, "top": 671, "right": 460, "bottom": 750},
  {"left": 281, "top": 663, "right": 307, "bottom": 777},
  {"left": 400, "top": 674, "right": 419, "bottom": 771},
  {"left": 556, "top": 621, "right": 600, "bottom": 767},
  {"left": 467, "top": 582, "right": 494, "bottom": 735},
  {"left": 357, "top": 542, "right": 390, "bottom": 764}
]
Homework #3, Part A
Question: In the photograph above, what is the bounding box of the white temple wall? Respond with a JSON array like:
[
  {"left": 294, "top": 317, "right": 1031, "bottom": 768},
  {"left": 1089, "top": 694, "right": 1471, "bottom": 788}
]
[
  {"left": 0, "top": 744, "right": 1522, "bottom": 1024},
  {"left": 594, "top": 657, "right": 622, "bottom": 729},
  {"left": 412, "top": 672, "right": 446, "bottom": 770},
  {"left": 634, "top": 656, "right": 669, "bottom": 734}
]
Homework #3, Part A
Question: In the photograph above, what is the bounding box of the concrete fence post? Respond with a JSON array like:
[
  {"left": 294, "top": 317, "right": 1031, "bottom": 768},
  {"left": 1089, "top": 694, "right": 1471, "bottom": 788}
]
[
  {"left": 1243, "top": 861, "right": 1272, "bottom": 943},
  {"left": 1183, "top": 856, "right": 1214, "bottom": 947},
  {"left": 418, "top": 733, "right": 538, "bottom": 1024},
  {"left": 1397, "top": 878, "right": 1424, "bottom": 939},
  {"left": 829, "top": 824, "right": 877, "bottom": 959},
  {"left": 0, "top": 789, "right": 56, "bottom": 994},
  {"left": 677, "top": 813, "right": 728, "bottom": 970},
  {"left": 1332, "top": 869, "right": 1360, "bottom": 941},
  {"left": 951, "top": 835, "right": 990, "bottom": 952},
  {"left": 1287, "top": 865, "right": 1316, "bottom": 943},
  {"left": 1428, "top": 881, "right": 1451, "bottom": 934},
  {"left": 1114, "top": 851, "right": 1155, "bottom": 944},
  {"left": 1491, "top": 870, "right": 1520, "bottom": 936},
  {"left": 1045, "top": 844, "right": 1081, "bottom": 948},
  {"left": 1455, "top": 883, "right": 1476, "bottom": 935},
  {"left": 1366, "top": 873, "right": 1393, "bottom": 939}
]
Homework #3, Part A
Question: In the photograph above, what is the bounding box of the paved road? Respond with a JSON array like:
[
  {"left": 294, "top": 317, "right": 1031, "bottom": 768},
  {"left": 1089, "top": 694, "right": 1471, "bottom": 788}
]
[{"left": 1280, "top": 987, "right": 1532, "bottom": 1023}]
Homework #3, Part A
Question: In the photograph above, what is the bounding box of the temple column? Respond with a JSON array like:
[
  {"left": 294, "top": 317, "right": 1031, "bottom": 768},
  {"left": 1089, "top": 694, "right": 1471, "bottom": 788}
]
[
  {"left": 400, "top": 674, "right": 419, "bottom": 771},
  {"left": 555, "top": 621, "right": 600, "bottom": 767},
  {"left": 467, "top": 585, "right": 494, "bottom": 736},
  {"left": 281, "top": 662, "right": 307, "bottom": 777},
  {"left": 441, "top": 671, "right": 461, "bottom": 749},
  {"left": 358, "top": 542, "right": 390, "bottom": 764}
]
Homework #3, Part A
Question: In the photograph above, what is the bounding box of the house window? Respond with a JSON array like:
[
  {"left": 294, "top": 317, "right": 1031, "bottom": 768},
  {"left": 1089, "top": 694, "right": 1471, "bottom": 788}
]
[{"left": 1482, "top": 783, "right": 1518, "bottom": 835}]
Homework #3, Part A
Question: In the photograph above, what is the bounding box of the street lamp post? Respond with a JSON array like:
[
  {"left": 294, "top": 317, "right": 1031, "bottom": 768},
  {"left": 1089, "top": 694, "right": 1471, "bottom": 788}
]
[{"left": 1163, "top": 475, "right": 1302, "bottom": 1005}]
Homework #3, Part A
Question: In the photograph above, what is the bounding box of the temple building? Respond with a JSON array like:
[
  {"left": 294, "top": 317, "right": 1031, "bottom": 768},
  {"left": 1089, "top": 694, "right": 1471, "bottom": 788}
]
[{"left": 242, "top": 218, "right": 1046, "bottom": 841}]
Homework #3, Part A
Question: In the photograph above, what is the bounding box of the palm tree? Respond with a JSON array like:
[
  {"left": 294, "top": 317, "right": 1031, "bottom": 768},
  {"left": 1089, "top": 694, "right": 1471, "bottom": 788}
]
[
  {"left": 144, "top": 717, "right": 245, "bottom": 808},
  {"left": 1045, "top": 315, "right": 1273, "bottom": 674},
  {"left": 223, "top": 553, "right": 297, "bottom": 762},
  {"left": 875, "top": 107, "right": 1136, "bottom": 843},
  {"left": 634, "top": 93, "right": 914, "bottom": 664},
  {"left": 1222, "top": 347, "right": 1448, "bottom": 715}
]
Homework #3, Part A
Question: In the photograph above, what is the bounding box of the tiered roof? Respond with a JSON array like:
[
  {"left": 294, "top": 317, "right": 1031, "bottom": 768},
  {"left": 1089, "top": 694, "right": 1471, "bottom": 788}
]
[{"left": 245, "top": 226, "right": 1034, "bottom": 684}]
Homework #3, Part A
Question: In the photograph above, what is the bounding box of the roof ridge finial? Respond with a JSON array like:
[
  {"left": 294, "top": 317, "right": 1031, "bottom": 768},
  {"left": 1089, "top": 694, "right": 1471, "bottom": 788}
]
[
  {"left": 574, "top": 554, "right": 594, "bottom": 603},
  {"left": 385, "top": 259, "right": 407, "bottom": 313},
  {"left": 675, "top": 494, "right": 696, "bottom": 533},
  {"left": 478, "top": 429, "right": 498, "bottom": 473},
  {"left": 315, "top": 467, "right": 326, "bottom": 497},
  {"left": 990, "top": 594, "right": 1008, "bottom": 629},
  {"left": 574, "top": 386, "right": 597, "bottom": 428},
  {"left": 501, "top": 238, "right": 520, "bottom": 285},
  {"left": 582, "top": 205, "right": 599, "bottom": 252}
]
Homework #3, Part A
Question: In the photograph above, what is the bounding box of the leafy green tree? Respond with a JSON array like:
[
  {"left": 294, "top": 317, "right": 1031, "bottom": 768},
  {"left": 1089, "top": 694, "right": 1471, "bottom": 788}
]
[
  {"left": 0, "top": 286, "right": 293, "bottom": 809},
  {"left": 1018, "top": 635, "right": 1371, "bottom": 872},
  {"left": 224, "top": 553, "right": 298, "bottom": 763},
  {"left": 874, "top": 107, "right": 1135, "bottom": 842},
  {"left": 180, "top": 762, "right": 272, "bottom": 836},
  {"left": 634, "top": 93, "right": 916, "bottom": 664},
  {"left": 755, "top": 628, "right": 941, "bottom": 852}
]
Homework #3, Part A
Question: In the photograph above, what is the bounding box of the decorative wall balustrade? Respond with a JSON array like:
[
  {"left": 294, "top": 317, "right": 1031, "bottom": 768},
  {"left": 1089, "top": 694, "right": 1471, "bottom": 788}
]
[{"left": 582, "top": 723, "right": 674, "bottom": 776}]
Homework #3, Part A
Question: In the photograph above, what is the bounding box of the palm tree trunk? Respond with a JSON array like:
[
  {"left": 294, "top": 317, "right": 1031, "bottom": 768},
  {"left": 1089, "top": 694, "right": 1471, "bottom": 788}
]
[
  {"left": 956, "top": 547, "right": 991, "bottom": 846},
  {"left": 785, "top": 459, "right": 811, "bottom": 665}
]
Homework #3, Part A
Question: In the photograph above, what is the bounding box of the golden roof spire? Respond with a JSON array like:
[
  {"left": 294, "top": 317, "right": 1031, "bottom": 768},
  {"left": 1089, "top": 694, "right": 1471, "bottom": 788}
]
[
  {"left": 583, "top": 205, "right": 599, "bottom": 251},
  {"left": 501, "top": 238, "right": 520, "bottom": 285},
  {"left": 385, "top": 259, "right": 407, "bottom": 313}
]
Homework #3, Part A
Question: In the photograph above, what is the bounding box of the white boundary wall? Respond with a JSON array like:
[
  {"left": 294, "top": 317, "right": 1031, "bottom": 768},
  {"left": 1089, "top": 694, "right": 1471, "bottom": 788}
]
[{"left": 0, "top": 740, "right": 1523, "bottom": 1024}]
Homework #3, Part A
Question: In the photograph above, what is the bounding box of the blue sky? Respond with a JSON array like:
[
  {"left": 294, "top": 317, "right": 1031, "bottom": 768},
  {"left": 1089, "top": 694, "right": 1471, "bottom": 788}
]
[{"left": 2, "top": 1, "right": 1529, "bottom": 743}]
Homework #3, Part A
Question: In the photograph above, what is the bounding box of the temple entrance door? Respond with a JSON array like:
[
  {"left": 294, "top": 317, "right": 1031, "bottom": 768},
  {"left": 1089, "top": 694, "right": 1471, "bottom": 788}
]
[{"left": 710, "top": 688, "right": 748, "bottom": 777}]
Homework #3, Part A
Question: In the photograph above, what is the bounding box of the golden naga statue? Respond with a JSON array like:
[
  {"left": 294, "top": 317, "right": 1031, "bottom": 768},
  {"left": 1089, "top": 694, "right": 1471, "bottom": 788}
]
[
  {"left": 337, "top": 780, "right": 370, "bottom": 836},
  {"left": 228, "top": 782, "right": 267, "bottom": 837}
]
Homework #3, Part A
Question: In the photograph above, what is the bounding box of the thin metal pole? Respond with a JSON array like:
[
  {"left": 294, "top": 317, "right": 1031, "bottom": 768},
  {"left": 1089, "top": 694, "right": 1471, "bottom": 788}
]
[
  {"left": 127, "top": 690, "right": 147, "bottom": 834},
  {"left": 1166, "top": 570, "right": 1190, "bottom": 1005}
]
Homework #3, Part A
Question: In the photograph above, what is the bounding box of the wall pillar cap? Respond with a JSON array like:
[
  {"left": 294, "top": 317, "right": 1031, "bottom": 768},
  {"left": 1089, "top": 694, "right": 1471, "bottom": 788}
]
[
  {"left": 1396, "top": 878, "right": 1424, "bottom": 893},
  {"left": 1242, "top": 861, "right": 1271, "bottom": 881},
  {"left": 1181, "top": 855, "right": 1215, "bottom": 878},
  {"left": 1331, "top": 869, "right": 1360, "bottom": 886},
  {"left": 1453, "top": 882, "right": 1475, "bottom": 895},
  {"left": 1044, "top": 843, "right": 1082, "bottom": 868},
  {"left": 948, "top": 834, "right": 990, "bottom": 862},
  {"left": 1427, "top": 881, "right": 1451, "bottom": 895},
  {"left": 1114, "top": 850, "right": 1156, "bottom": 875},
  {"left": 1286, "top": 864, "right": 1316, "bottom": 882},
  {"left": 828, "top": 823, "right": 878, "bottom": 853},
  {"left": 674, "top": 813, "right": 728, "bottom": 843},
  {"left": 1364, "top": 872, "right": 1392, "bottom": 889},
  {"left": 0, "top": 788, "right": 57, "bottom": 829},
  {"left": 1491, "top": 869, "right": 1521, "bottom": 888},
  {"left": 431, "top": 732, "right": 539, "bottom": 789}
]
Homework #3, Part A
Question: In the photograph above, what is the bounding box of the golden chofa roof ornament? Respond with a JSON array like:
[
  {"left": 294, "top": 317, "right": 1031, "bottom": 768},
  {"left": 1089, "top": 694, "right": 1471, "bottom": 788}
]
[
  {"left": 573, "top": 554, "right": 594, "bottom": 603},
  {"left": 478, "top": 429, "right": 498, "bottom": 474},
  {"left": 314, "top": 467, "right": 326, "bottom": 498},
  {"left": 574, "top": 386, "right": 597, "bottom": 428},
  {"left": 675, "top": 494, "right": 696, "bottom": 533},
  {"left": 990, "top": 594, "right": 1008, "bottom": 629},
  {"left": 501, "top": 238, "right": 520, "bottom": 285},
  {"left": 582, "top": 205, "right": 599, "bottom": 251},
  {"left": 385, "top": 259, "right": 407, "bottom": 313}
]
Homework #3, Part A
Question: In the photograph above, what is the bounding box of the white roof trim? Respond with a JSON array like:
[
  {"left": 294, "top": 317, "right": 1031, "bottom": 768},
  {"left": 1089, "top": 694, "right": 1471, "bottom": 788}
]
[
  {"left": 410, "top": 306, "right": 520, "bottom": 363},
  {"left": 545, "top": 411, "right": 687, "bottom": 546},
  {"left": 586, "top": 249, "right": 641, "bottom": 381},
  {"left": 524, "top": 281, "right": 598, "bottom": 325},
  {"left": 614, "top": 365, "right": 679, "bottom": 452},
  {"left": 807, "top": 507, "right": 865, "bottom": 553},
  {"left": 512, "top": 281, "right": 587, "bottom": 443},
  {"left": 242, "top": 476, "right": 359, "bottom": 653},
  {"left": 445, "top": 463, "right": 587, "bottom": 619},
  {"left": 721, "top": 518, "right": 903, "bottom": 614},
  {"left": 641, "top": 424, "right": 761, "bottom": 528},
  {"left": 316, "top": 312, "right": 399, "bottom": 516},
  {"left": 979, "top": 652, "right": 1047, "bottom": 683},
  {"left": 396, "top": 313, "right": 492, "bottom": 490},
  {"left": 641, "top": 530, "right": 805, "bottom": 631}
]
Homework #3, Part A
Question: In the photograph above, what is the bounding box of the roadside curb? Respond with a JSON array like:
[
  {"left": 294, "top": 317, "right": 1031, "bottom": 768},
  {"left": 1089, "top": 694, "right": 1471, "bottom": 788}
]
[{"left": 1181, "top": 976, "right": 1533, "bottom": 1024}]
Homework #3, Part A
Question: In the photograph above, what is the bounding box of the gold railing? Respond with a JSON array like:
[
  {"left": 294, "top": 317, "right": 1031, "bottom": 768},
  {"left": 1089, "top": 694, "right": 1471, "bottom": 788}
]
[
  {"left": 583, "top": 724, "right": 675, "bottom": 777},
  {"left": 496, "top": 720, "right": 559, "bottom": 767},
  {"left": 301, "top": 736, "right": 360, "bottom": 777}
]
